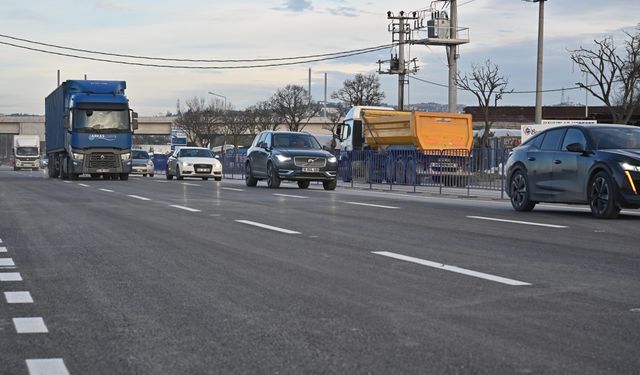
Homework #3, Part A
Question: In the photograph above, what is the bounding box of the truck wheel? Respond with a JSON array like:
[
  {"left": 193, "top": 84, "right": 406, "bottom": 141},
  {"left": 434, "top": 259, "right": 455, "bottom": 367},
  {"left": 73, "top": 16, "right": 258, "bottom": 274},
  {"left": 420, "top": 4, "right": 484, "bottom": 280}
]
[
  {"left": 59, "top": 156, "right": 68, "bottom": 180},
  {"left": 149, "top": 173, "right": 154, "bottom": 178},
  {"left": 119, "top": 173, "right": 129, "bottom": 181}
]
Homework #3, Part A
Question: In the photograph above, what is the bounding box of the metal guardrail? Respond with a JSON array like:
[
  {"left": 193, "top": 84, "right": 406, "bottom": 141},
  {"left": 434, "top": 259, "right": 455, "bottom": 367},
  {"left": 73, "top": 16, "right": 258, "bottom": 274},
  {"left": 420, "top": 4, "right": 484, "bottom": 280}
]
[{"left": 198, "top": 148, "right": 510, "bottom": 198}]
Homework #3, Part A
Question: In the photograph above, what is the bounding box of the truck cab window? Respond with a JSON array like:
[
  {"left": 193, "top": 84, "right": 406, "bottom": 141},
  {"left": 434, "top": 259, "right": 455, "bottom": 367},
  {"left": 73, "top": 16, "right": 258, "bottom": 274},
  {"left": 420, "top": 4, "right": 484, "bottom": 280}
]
[{"left": 74, "top": 110, "right": 129, "bottom": 132}]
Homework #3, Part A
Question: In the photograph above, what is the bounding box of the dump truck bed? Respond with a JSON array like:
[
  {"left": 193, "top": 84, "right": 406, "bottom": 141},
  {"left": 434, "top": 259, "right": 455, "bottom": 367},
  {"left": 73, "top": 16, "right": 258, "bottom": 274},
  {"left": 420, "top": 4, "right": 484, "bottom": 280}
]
[{"left": 361, "top": 109, "right": 473, "bottom": 151}]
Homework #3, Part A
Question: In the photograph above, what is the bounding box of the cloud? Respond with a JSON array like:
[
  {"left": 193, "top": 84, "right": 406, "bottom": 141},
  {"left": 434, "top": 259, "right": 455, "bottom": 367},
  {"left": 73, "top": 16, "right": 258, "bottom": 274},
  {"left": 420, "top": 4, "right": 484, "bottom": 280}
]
[
  {"left": 326, "top": 7, "right": 358, "bottom": 17},
  {"left": 273, "top": 0, "right": 314, "bottom": 12}
]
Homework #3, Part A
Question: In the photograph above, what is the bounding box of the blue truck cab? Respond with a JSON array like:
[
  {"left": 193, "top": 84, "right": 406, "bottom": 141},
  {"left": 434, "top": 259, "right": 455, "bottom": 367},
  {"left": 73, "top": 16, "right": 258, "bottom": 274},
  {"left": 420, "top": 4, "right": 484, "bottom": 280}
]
[{"left": 45, "top": 80, "right": 138, "bottom": 180}]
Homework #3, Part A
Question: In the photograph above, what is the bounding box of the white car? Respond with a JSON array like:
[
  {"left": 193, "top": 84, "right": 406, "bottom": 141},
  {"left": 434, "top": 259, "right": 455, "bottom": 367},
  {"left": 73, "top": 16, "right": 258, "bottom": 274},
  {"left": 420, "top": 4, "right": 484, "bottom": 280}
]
[{"left": 166, "top": 147, "right": 222, "bottom": 181}]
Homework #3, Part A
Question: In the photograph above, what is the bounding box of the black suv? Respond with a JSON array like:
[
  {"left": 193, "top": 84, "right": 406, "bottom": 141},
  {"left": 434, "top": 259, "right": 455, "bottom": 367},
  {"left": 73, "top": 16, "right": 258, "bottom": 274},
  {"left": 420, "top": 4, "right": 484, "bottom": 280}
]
[{"left": 245, "top": 131, "right": 338, "bottom": 190}]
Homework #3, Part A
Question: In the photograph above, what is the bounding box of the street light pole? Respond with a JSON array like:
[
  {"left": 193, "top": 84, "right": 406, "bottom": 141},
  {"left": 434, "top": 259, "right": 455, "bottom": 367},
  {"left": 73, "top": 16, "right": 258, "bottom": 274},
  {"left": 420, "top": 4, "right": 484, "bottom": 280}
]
[{"left": 208, "top": 91, "right": 227, "bottom": 111}]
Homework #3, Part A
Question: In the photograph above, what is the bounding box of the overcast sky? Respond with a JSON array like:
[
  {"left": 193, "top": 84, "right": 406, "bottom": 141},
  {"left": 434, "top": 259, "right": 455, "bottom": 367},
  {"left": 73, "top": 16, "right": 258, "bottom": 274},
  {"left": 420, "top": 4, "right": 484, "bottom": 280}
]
[{"left": 0, "top": 0, "right": 638, "bottom": 115}]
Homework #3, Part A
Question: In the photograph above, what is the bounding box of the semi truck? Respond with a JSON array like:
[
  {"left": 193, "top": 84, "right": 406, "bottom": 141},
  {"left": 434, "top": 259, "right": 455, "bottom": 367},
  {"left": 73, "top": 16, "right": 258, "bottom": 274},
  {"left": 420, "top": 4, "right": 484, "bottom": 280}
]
[
  {"left": 12, "top": 135, "right": 41, "bottom": 171},
  {"left": 45, "top": 80, "right": 138, "bottom": 180},
  {"left": 337, "top": 106, "right": 473, "bottom": 186}
]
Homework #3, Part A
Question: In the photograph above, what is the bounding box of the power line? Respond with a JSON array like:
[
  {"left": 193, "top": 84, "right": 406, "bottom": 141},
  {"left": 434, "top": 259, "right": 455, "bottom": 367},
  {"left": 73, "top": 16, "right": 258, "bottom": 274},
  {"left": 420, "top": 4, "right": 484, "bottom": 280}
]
[
  {"left": 409, "top": 75, "right": 601, "bottom": 95},
  {"left": 0, "top": 40, "right": 392, "bottom": 69},
  {"left": 0, "top": 33, "right": 393, "bottom": 63}
]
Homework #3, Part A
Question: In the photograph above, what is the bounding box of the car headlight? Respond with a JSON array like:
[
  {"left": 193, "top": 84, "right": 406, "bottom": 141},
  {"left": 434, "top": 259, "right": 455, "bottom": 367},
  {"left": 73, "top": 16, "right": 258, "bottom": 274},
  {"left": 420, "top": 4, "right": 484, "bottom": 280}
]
[
  {"left": 328, "top": 156, "right": 337, "bottom": 163},
  {"left": 147, "top": 160, "right": 154, "bottom": 167},
  {"left": 182, "top": 161, "right": 192, "bottom": 167},
  {"left": 72, "top": 152, "right": 84, "bottom": 160},
  {"left": 275, "top": 155, "right": 291, "bottom": 162},
  {"left": 120, "top": 152, "right": 131, "bottom": 161},
  {"left": 620, "top": 162, "right": 640, "bottom": 172},
  {"left": 213, "top": 160, "right": 221, "bottom": 167}
]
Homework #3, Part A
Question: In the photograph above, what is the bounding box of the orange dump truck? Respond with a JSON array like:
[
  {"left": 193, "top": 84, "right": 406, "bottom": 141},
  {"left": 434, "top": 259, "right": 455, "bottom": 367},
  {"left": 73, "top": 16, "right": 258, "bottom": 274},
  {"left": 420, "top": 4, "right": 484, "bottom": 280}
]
[{"left": 337, "top": 106, "right": 473, "bottom": 185}]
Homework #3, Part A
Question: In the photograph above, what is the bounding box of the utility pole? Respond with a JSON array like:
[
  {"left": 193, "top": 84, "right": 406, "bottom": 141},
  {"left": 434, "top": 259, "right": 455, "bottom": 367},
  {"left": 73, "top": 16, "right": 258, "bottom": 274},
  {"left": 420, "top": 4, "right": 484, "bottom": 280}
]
[
  {"left": 524, "top": 0, "right": 547, "bottom": 123},
  {"left": 411, "top": 1, "right": 469, "bottom": 113},
  {"left": 448, "top": 0, "right": 458, "bottom": 113},
  {"left": 378, "top": 11, "right": 418, "bottom": 110}
]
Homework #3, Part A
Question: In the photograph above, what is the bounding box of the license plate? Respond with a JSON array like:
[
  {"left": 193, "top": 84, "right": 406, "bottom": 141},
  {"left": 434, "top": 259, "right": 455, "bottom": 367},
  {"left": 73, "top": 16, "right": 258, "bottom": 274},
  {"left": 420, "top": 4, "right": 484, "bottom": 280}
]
[
  {"left": 197, "top": 168, "right": 209, "bottom": 172},
  {"left": 302, "top": 167, "right": 319, "bottom": 172},
  {"left": 96, "top": 169, "right": 110, "bottom": 173}
]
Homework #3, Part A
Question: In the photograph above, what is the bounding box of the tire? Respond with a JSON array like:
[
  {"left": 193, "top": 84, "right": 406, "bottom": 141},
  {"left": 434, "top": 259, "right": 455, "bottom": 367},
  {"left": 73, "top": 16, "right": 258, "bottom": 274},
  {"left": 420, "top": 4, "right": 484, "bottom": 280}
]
[
  {"left": 150, "top": 174, "right": 154, "bottom": 178},
  {"left": 589, "top": 171, "right": 620, "bottom": 219},
  {"left": 166, "top": 166, "right": 173, "bottom": 180},
  {"left": 143, "top": 174, "right": 147, "bottom": 177},
  {"left": 297, "top": 180, "right": 310, "bottom": 189},
  {"left": 323, "top": 179, "right": 337, "bottom": 191},
  {"left": 119, "top": 173, "right": 129, "bottom": 181},
  {"left": 59, "top": 156, "right": 68, "bottom": 180},
  {"left": 214, "top": 177, "right": 222, "bottom": 182},
  {"left": 202, "top": 177, "right": 209, "bottom": 181},
  {"left": 245, "top": 163, "right": 258, "bottom": 187},
  {"left": 267, "top": 163, "right": 281, "bottom": 188},
  {"left": 509, "top": 169, "right": 536, "bottom": 212},
  {"left": 176, "top": 166, "right": 184, "bottom": 180}
]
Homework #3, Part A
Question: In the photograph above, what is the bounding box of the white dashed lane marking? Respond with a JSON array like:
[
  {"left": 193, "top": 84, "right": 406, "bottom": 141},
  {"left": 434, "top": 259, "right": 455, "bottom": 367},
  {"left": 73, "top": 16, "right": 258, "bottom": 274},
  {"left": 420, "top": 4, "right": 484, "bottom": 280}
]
[
  {"left": 0, "top": 258, "right": 16, "bottom": 267},
  {"left": 169, "top": 205, "right": 201, "bottom": 212},
  {"left": 127, "top": 195, "right": 151, "bottom": 201},
  {"left": 345, "top": 201, "right": 399, "bottom": 209},
  {"left": 5, "top": 291, "right": 34, "bottom": 304},
  {"left": 181, "top": 182, "right": 200, "bottom": 186},
  {"left": 235, "top": 220, "right": 301, "bottom": 234},
  {"left": 99, "top": 188, "right": 114, "bottom": 193},
  {"left": 221, "top": 187, "right": 244, "bottom": 192},
  {"left": 78, "top": 183, "right": 90, "bottom": 187},
  {"left": 466, "top": 215, "right": 568, "bottom": 228},
  {"left": 372, "top": 251, "right": 532, "bottom": 286},
  {"left": 13, "top": 317, "right": 48, "bottom": 333},
  {"left": 0, "top": 272, "right": 22, "bottom": 281},
  {"left": 0, "top": 246, "right": 7, "bottom": 252},
  {"left": 273, "top": 193, "right": 309, "bottom": 199},
  {"left": 26, "top": 358, "right": 70, "bottom": 375}
]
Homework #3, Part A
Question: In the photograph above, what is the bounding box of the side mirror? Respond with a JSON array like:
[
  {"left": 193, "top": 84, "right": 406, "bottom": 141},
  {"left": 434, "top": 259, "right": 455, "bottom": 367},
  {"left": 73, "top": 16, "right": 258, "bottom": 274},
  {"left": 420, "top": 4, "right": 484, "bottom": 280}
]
[
  {"left": 336, "top": 123, "right": 343, "bottom": 142},
  {"left": 131, "top": 111, "right": 139, "bottom": 130},
  {"left": 566, "top": 142, "right": 586, "bottom": 153},
  {"left": 215, "top": 155, "right": 220, "bottom": 160},
  {"left": 259, "top": 142, "right": 269, "bottom": 149},
  {"left": 63, "top": 114, "right": 70, "bottom": 129}
]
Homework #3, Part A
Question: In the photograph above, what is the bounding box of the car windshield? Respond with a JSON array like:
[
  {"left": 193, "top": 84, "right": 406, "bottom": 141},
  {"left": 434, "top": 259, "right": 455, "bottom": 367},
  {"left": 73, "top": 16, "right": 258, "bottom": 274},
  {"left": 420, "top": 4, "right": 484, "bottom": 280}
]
[
  {"left": 272, "top": 134, "right": 321, "bottom": 149},
  {"left": 132, "top": 150, "right": 149, "bottom": 159},
  {"left": 180, "top": 149, "right": 213, "bottom": 158},
  {"left": 590, "top": 127, "right": 640, "bottom": 150}
]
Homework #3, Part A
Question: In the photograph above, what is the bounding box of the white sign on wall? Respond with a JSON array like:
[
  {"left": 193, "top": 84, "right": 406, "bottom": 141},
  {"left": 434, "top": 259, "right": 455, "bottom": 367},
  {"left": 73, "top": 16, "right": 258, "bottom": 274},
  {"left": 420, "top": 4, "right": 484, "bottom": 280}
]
[{"left": 521, "top": 120, "right": 597, "bottom": 143}]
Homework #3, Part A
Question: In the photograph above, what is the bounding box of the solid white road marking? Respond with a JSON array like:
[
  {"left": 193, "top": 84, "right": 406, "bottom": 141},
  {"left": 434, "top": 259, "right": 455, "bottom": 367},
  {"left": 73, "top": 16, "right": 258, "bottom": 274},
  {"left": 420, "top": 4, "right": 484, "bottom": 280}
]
[
  {"left": 13, "top": 317, "right": 48, "bottom": 333},
  {"left": 345, "top": 201, "right": 399, "bottom": 209},
  {"left": 78, "top": 183, "right": 90, "bottom": 187},
  {"left": 5, "top": 291, "right": 34, "bottom": 303},
  {"left": 235, "top": 220, "right": 301, "bottom": 234},
  {"left": 127, "top": 194, "right": 151, "bottom": 201},
  {"left": 273, "top": 193, "right": 309, "bottom": 199},
  {"left": 221, "top": 187, "right": 244, "bottom": 192},
  {"left": 99, "top": 188, "right": 114, "bottom": 193},
  {"left": 372, "top": 251, "right": 532, "bottom": 286},
  {"left": 0, "top": 258, "right": 15, "bottom": 267},
  {"left": 0, "top": 272, "right": 22, "bottom": 281},
  {"left": 0, "top": 246, "right": 7, "bottom": 252},
  {"left": 169, "top": 205, "right": 201, "bottom": 212},
  {"left": 26, "top": 358, "right": 70, "bottom": 375},
  {"left": 181, "top": 182, "right": 200, "bottom": 186},
  {"left": 466, "top": 216, "right": 568, "bottom": 228}
]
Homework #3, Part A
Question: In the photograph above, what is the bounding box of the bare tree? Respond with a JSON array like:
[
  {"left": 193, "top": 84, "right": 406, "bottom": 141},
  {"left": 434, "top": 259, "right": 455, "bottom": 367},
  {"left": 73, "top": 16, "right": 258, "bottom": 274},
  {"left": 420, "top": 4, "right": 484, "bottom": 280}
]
[
  {"left": 569, "top": 28, "right": 640, "bottom": 124},
  {"left": 245, "top": 101, "right": 281, "bottom": 133},
  {"left": 457, "top": 60, "right": 512, "bottom": 148},
  {"left": 221, "top": 110, "right": 253, "bottom": 149},
  {"left": 270, "top": 85, "right": 320, "bottom": 132},
  {"left": 331, "top": 73, "right": 386, "bottom": 106},
  {"left": 174, "top": 97, "right": 222, "bottom": 147}
]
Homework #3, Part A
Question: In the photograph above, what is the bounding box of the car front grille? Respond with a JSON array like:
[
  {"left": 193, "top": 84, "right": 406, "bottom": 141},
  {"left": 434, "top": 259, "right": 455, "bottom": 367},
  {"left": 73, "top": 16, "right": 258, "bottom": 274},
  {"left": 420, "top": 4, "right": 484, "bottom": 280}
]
[
  {"left": 89, "top": 153, "right": 118, "bottom": 168},
  {"left": 194, "top": 164, "right": 212, "bottom": 173},
  {"left": 294, "top": 157, "right": 326, "bottom": 168}
]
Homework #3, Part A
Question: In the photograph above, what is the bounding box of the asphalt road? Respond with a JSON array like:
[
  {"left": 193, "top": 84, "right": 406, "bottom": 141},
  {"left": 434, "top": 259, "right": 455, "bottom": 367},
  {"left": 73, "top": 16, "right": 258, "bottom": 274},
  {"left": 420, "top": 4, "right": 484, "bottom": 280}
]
[{"left": 1, "top": 168, "right": 639, "bottom": 375}]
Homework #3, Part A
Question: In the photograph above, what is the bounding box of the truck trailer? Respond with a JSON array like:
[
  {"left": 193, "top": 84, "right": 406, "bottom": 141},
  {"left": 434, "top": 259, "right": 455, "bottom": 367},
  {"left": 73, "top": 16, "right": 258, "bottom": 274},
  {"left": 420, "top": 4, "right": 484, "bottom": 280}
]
[
  {"left": 337, "top": 106, "right": 473, "bottom": 186},
  {"left": 45, "top": 80, "right": 138, "bottom": 180},
  {"left": 12, "top": 135, "right": 41, "bottom": 171}
]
